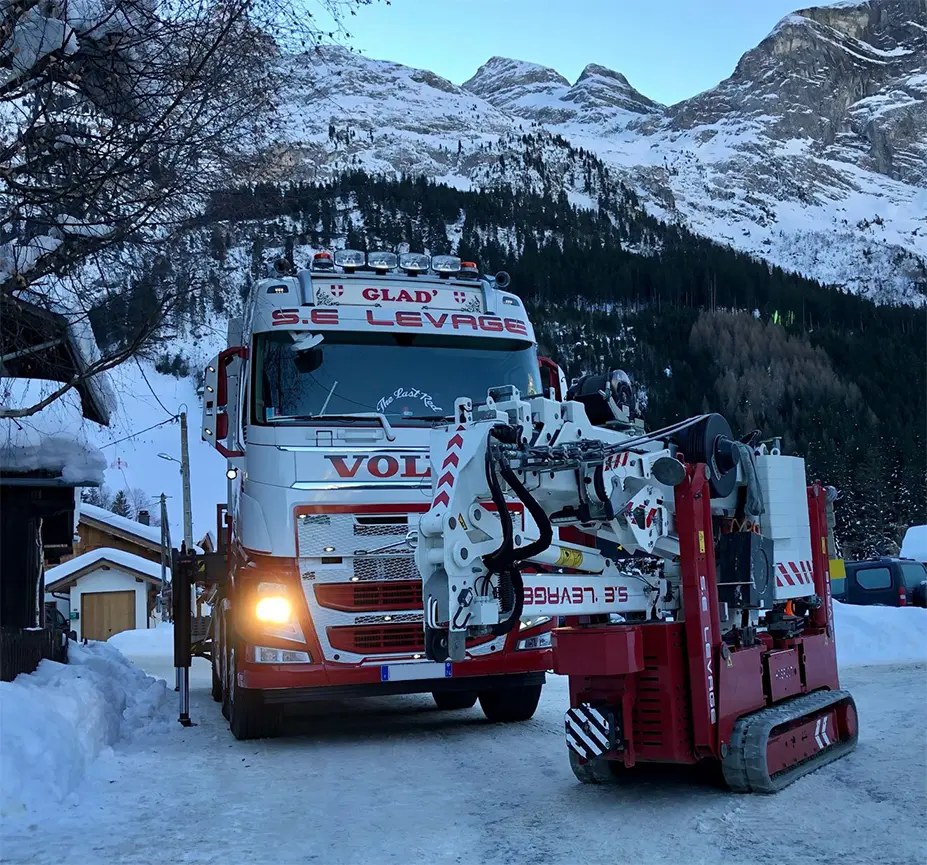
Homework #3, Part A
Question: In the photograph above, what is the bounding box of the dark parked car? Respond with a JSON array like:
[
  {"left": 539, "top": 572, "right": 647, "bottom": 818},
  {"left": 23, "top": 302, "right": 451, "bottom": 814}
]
[{"left": 832, "top": 558, "right": 927, "bottom": 608}]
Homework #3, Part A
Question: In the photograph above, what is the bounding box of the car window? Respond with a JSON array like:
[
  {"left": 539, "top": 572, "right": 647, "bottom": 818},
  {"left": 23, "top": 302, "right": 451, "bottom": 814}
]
[
  {"left": 831, "top": 577, "right": 846, "bottom": 598},
  {"left": 899, "top": 562, "right": 927, "bottom": 590},
  {"left": 854, "top": 566, "right": 892, "bottom": 591}
]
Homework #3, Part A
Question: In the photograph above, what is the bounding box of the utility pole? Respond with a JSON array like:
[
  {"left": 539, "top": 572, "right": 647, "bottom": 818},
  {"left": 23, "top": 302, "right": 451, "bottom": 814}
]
[
  {"left": 159, "top": 493, "right": 172, "bottom": 622},
  {"left": 180, "top": 411, "right": 193, "bottom": 552}
]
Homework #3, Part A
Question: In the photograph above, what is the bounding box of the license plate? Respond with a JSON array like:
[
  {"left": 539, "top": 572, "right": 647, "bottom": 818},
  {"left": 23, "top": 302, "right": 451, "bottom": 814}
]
[{"left": 380, "top": 661, "right": 452, "bottom": 682}]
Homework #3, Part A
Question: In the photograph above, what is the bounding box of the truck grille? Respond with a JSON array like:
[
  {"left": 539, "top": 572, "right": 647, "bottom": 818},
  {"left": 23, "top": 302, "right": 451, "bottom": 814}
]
[
  {"left": 315, "top": 581, "right": 422, "bottom": 612},
  {"left": 353, "top": 556, "right": 415, "bottom": 581},
  {"left": 326, "top": 624, "right": 496, "bottom": 655},
  {"left": 328, "top": 624, "right": 424, "bottom": 654}
]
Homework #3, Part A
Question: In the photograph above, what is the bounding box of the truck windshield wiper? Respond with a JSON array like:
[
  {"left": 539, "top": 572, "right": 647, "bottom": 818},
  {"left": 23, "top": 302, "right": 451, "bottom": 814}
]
[
  {"left": 401, "top": 415, "right": 454, "bottom": 424},
  {"left": 307, "top": 412, "right": 396, "bottom": 441}
]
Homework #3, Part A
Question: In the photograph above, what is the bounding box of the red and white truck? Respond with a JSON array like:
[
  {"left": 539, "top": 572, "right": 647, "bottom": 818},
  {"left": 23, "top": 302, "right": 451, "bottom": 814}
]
[{"left": 202, "top": 250, "right": 560, "bottom": 738}]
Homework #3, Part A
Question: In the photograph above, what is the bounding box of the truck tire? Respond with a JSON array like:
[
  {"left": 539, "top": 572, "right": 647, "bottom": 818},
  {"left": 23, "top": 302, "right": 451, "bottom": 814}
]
[
  {"left": 568, "top": 749, "right": 627, "bottom": 784},
  {"left": 211, "top": 661, "right": 222, "bottom": 703},
  {"left": 228, "top": 648, "right": 282, "bottom": 740},
  {"left": 432, "top": 690, "right": 477, "bottom": 710},
  {"left": 478, "top": 683, "right": 542, "bottom": 723}
]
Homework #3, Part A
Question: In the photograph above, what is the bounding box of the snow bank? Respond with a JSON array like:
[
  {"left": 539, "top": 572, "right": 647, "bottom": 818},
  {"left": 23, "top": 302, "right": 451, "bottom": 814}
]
[
  {"left": 107, "top": 622, "right": 176, "bottom": 659},
  {"left": 834, "top": 601, "right": 927, "bottom": 668},
  {"left": 901, "top": 525, "right": 927, "bottom": 563},
  {"left": 0, "top": 641, "right": 172, "bottom": 816}
]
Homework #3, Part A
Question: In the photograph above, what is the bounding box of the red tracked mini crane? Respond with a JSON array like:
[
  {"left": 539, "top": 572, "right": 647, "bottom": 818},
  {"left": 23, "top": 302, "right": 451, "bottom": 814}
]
[{"left": 414, "top": 375, "right": 858, "bottom": 792}]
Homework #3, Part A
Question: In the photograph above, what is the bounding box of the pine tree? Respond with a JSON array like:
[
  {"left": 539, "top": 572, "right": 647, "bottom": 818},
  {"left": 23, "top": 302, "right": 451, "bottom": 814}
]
[{"left": 111, "top": 490, "right": 131, "bottom": 518}]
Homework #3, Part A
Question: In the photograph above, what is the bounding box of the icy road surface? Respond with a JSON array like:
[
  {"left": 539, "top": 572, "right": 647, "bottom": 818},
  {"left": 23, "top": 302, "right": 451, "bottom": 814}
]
[{"left": 3, "top": 660, "right": 925, "bottom": 865}]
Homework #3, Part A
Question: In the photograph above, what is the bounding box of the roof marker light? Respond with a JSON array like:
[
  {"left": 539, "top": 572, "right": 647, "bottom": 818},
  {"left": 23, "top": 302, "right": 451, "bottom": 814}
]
[
  {"left": 334, "top": 249, "right": 366, "bottom": 273},
  {"left": 459, "top": 261, "right": 480, "bottom": 280},
  {"left": 399, "top": 252, "right": 431, "bottom": 275},
  {"left": 368, "top": 251, "right": 398, "bottom": 274},
  {"left": 267, "top": 284, "right": 288, "bottom": 294},
  {"left": 311, "top": 251, "right": 334, "bottom": 271}
]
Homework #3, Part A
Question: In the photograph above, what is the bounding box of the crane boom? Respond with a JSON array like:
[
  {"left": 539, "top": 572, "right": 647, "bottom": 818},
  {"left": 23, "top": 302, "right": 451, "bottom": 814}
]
[{"left": 413, "top": 381, "right": 858, "bottom": 793}]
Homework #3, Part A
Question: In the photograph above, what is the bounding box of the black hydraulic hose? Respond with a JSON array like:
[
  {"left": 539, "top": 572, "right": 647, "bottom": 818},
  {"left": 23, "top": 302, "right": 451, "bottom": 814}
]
[
  {"left": 498, "top": 461, "right": 554, "bottom": 561},
  {"left": 482, "top": 443, "right": 514, "bottom": 575},
  {"left": 489, "top": 565, "right": 524, "bottom": 638}
]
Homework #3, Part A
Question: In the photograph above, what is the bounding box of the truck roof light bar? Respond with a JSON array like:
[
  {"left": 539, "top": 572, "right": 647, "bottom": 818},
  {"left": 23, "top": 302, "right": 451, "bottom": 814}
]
[
  {"left": 432, "top": 255, "right": 461, "bottom": 279},
  {"left": 368, "top": 251, "right": 398, "bottom": 274},
  {"left": 399, "top": 252, "right": 431, "bottom": 275},
  {"left": 334, "top": 249, "right": 366, "bottom": 274}
]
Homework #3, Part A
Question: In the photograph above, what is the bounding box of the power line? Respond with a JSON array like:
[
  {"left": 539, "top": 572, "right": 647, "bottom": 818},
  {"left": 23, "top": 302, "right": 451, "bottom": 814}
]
[
  {"left": 100, "top": 416, "right": 177, "bottom": 448},
  {"left": 135, "top": 357, "right": 178, "bottom": 420}
]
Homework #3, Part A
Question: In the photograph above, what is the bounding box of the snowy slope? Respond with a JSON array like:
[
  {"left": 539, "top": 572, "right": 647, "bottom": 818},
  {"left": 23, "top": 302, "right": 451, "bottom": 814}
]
[
  {"left": 84, "top": 361, "right": 229, "bottom": 544},
  {"left": 267, "top": 0, "right": 927, "bottom": 305}
]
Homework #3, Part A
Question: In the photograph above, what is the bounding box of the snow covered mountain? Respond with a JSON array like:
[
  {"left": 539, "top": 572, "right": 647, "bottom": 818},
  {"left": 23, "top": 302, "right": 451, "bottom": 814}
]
[{"left": 269, "top": 0, "right": 926, "bottom": 304}]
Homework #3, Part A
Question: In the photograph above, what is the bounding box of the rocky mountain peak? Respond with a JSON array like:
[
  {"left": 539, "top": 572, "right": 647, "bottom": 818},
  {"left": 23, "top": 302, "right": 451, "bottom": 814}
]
[
  {"left": 663, "top": 0, "right": 926, "bottom": 184},
  {"left": 576, "top": 63, "right": 629, "bottom": 85},
  {"left": 462, "top": 57, "right": 570, "bottom": 108},
  {"left": 567, "top": 63, "right": 662, "bottom": 114}
]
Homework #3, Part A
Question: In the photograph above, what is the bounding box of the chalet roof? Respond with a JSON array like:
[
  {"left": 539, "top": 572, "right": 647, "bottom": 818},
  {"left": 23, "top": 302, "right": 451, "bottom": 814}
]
[{"left": 45, "top": 547, "right": 166, "bottom": 591}]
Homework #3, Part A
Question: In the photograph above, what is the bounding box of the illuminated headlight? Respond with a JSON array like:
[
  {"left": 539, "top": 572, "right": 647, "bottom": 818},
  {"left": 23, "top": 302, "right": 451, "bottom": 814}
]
[
  {"left": 255, "top": 596, "right": 291, "bottom": 624},
  {"left": 517, "top": 632, "right": 553, "bottom": 651},
  {"left": 255, "top": 646, "right": 312, "bottom": 664},
  {"left": 254, "top": 583, "right": 304, "bottom": 641},
  {"left": 520, "top": 616, "right": 552, "bottom": 631}
]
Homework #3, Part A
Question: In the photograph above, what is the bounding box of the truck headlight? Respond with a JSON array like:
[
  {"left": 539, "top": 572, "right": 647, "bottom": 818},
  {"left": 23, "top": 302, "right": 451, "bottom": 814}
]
[{"left": 255, "top": 596, "right": 291, "bottom": 624}]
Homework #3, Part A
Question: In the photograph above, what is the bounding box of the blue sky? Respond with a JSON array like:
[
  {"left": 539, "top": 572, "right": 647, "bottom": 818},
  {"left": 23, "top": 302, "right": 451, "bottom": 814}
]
[{"left": 334, "top": 0, "right": 804, "bottom": 105}]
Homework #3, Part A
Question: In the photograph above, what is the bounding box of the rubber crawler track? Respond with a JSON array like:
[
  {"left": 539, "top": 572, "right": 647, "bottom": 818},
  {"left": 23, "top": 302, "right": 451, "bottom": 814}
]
[{"left": 722, "top": 689, "right": 858, "bottom": 793}]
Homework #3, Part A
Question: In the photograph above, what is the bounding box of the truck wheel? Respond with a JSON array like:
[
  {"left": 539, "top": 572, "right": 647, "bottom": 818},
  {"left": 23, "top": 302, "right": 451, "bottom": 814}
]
[
  {"left": 211, "top": 660, "right": 222, "bottom": 703},
  {"left": 228, "top": 648, "right": 282, "bottom": 740},
  {"left": 568, "top": 749, "right": 626, "bottom": 784},
  {"left": 432, "top": 690, "right": 477, "bottom": 710},
  {"left": 478, "top": 683, "right": 542, "bottom": 723}
]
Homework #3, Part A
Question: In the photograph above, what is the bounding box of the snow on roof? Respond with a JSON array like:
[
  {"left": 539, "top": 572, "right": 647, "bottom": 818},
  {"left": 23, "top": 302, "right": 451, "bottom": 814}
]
[
  {"left": 45, "top": 546, "right": 166, "bottom": 589},
  {"left": 0, "top": 379, "right": 106, "bottom": 484},
  {"left": 79, "top": 502, "right": 204, "bottom": 553},
  {"left": 901, "top": 525, "right": 927, "bottom": 563},
  {"left": 10, "top": 285, "right": 116, "bottom": 425}
]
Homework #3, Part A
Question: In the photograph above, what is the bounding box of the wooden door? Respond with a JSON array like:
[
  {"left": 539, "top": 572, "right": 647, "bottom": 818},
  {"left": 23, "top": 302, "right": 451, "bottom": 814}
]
[{"left": 82, "top": 591, "right": 136, "bottom": 641}]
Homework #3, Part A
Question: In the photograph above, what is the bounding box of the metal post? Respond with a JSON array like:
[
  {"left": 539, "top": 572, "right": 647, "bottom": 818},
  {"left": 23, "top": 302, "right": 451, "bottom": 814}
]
[
  {"left": 180, "top": 412, "right": 194, "bottom": 551},
  {"left": 173, "top": 551, "right": 194, "bottom": 727}
]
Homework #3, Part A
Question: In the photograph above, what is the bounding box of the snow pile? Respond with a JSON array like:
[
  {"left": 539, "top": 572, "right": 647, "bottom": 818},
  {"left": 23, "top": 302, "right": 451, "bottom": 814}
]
[
  {"left": 107, "top": 622, "right": 176, "bottom": 660},
  {"left": 834, "top": 601, "right": 927, "bottom": 668},
  {"left": 0, "top": 640, "right": 172, "bottom": 816},
  {"left": 901, "top": 525, "right": 927, "bottom": 563},
  {"left": 0, "top": 379, "right": 107, "bottom": 483}
]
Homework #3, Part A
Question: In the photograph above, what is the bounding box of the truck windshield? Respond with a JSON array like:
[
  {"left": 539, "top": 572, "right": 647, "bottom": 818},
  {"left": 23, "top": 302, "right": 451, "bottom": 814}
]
[{"left": 252, "top": 331, "right": 539, "bottom": 427}]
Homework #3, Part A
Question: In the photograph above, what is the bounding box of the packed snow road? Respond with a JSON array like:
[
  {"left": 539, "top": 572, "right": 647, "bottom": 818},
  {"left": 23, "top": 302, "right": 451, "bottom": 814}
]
[{"left": 2, "top": 656, "right": 925, "bottom": 865}]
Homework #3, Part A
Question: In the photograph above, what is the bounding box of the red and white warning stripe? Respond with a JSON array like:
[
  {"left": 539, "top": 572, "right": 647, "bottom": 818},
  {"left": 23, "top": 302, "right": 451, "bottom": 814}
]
[
  {"left": 776, "top": 560, "right": 815, "bottom": 588},
  {"left": 432, "top": 426, "right": 465, "bottom": 509}
]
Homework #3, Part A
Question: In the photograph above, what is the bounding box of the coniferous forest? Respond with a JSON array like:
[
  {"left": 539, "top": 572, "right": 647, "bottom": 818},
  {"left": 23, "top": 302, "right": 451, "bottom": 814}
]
[{"left": 93, "top": 170, "right": 925, "bottom": 558}]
